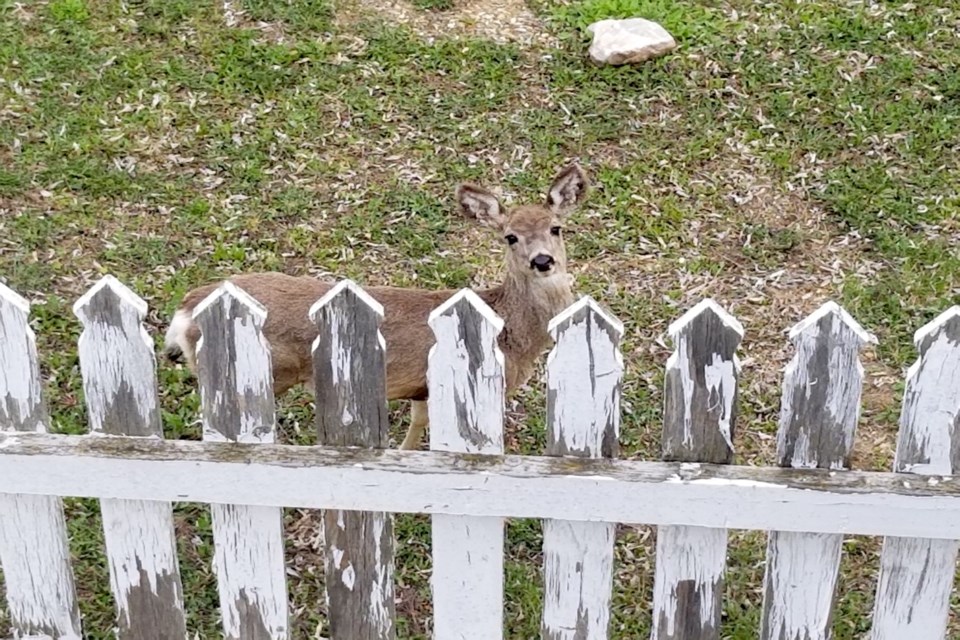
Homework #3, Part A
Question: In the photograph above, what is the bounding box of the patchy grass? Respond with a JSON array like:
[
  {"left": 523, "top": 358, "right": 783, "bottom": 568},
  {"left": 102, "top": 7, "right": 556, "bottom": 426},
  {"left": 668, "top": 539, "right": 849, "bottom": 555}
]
[
  {"left": 411, "top": 0, "right": 456, "bottom": 11},
  {"left": 1, "top": 0, "right": 958, "bottom": 638}
]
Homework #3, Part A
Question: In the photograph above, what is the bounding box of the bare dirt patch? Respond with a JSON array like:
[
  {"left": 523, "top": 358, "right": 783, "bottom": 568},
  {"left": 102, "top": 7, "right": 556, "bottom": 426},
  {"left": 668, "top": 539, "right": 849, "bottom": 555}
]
[{"left": 335, "top": 0, "right": 557, "bottom": 46}]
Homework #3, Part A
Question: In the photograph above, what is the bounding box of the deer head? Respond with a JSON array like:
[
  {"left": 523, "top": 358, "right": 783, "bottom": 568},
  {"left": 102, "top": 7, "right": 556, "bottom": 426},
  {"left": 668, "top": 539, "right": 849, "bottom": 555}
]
[{"left": 456, "top": 164, "right": 589, "bottom": 283}]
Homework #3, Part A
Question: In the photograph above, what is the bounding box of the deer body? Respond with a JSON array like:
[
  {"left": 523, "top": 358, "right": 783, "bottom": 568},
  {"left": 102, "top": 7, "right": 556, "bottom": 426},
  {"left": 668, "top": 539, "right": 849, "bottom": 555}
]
[{"left": 165, "top": 165, "right": 588, "bottom": 449}]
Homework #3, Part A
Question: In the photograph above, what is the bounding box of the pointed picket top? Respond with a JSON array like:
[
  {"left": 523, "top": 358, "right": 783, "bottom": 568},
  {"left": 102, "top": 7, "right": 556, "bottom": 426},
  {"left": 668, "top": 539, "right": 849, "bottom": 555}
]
[
  {"left": 913, "top": 305, "right": 960, "bottom": 355},
  {"left": 894, "top": 305, "right": 960, "bottom": 475},
  {"left": 310, "top": 278, "right": 385, "bottom": 326},
  {"left": 310, "top": 279, "right": 389, "bottom": 448},
  {"left": 777, "top": 301, "right": 876, "bottom": 470},
  {"left": 193, "top": 280, "right": 268, "bottom": 326},
  {"left": 546, "top": 295, "right": 624, "bottom": 459},
  {"left": 663, "top": 298, "right": 743, "bottom": 464},
  {"left": 73, "top": 275, "right": 162, "bottom": 438},
  {"left": 548, "top": 294, "right": 624, "bottom": 338},
  {"left": 787, "top": 300, "right": 876, "bottom": 345},
  {"left": 0, "top": 281, "right": 49, "bottom": 433},
  {"left": 428, "top": 287, "right": 505, "bottom": 335},
  {"left": 428, "top": 288, "right": 504, "bottom": 454},
  {"left": 192, "top": 282, "right": 275, "bottom": 444},
  {"left": 667, "top": 298, "right": 744, "bottom": 342},
  {"left": 73, "top": 274, "right": 148, "bottom": 326}
]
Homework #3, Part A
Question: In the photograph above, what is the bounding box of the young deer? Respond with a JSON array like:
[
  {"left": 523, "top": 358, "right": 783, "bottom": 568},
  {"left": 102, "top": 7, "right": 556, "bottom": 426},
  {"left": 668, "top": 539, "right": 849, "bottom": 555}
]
[{"left": 164, "top": 164, "right": 588, "bottom": 449}]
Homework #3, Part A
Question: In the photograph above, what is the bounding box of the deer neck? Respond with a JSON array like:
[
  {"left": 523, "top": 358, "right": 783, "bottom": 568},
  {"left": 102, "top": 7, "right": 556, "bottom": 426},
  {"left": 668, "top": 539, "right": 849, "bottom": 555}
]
[{"left": 483, "top": 269, "right": 575, "bottom": 360}]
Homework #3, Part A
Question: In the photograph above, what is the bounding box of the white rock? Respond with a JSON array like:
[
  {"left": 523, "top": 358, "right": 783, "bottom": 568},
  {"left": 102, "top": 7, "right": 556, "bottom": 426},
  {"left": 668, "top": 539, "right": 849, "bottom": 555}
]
[{"left": 586, "top": 18, "right": 677, "bottom": 66}]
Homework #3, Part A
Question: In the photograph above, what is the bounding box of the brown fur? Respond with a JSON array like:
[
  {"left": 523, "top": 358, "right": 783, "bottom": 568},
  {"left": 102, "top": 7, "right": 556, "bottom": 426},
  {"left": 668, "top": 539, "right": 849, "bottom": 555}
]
[{"left": 167, "top": 165, "right": 589, "bottom": 447}]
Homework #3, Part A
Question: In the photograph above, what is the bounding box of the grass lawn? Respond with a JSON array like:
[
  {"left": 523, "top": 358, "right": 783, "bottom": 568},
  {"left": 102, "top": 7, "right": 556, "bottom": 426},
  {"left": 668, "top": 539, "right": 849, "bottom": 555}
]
[{"left": 1, "top": 0, "right": 958, "bottom": 637}]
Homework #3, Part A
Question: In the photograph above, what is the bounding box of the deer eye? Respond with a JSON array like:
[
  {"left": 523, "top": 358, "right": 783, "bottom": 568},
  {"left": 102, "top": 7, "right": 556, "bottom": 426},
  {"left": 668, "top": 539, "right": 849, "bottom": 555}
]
[
  {"left": 504, "top": 234, "right": 519, "bottom": 245},
  {"left": 550, "top": 226, "right": 562, "bottom": 236}
]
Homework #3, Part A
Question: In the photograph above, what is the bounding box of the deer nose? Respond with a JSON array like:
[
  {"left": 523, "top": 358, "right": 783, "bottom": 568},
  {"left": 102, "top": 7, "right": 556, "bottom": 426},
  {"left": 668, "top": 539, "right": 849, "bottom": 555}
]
[{"left": 531, "top": 254, "right": 555, "bottom": 272}]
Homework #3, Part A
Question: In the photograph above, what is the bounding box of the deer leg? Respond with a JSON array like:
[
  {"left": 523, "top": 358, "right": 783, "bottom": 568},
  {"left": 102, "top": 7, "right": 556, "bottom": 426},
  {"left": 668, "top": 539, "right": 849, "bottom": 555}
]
[{"left": 399, "top": 400, "right": 428, "bottom": 450}]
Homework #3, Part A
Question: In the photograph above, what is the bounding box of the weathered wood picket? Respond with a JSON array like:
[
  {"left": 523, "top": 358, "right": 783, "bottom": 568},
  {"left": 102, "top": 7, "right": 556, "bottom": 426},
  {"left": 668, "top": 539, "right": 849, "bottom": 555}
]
[{"left": 1, "top": 274, "right": 960, "bottom": 640}]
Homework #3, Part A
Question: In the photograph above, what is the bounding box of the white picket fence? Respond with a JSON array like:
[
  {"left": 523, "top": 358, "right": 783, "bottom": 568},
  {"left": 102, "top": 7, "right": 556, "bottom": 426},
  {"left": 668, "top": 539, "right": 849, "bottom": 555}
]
[{"left": 1, "top": 274, "right": 960, "bottom": 640}]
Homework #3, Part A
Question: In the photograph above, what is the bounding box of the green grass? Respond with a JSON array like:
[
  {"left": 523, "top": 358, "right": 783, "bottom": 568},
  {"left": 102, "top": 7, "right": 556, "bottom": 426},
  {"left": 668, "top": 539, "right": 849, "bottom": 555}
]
[
  {"left": 411, "top": 0, "right": 455, "bottom": 11},
  {"left": 1, "top": 0, "right": 959, "bottom": 637}
]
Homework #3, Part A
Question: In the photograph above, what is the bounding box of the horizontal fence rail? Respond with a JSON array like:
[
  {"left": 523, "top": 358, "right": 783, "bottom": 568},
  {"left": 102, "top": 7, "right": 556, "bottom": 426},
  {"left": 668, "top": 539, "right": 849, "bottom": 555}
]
[
  {"left": 3, "top": 433, "right": 960, "bottom": 538},
  {"left": 1, "top": 273, "right": 959, "bottom": 640}
]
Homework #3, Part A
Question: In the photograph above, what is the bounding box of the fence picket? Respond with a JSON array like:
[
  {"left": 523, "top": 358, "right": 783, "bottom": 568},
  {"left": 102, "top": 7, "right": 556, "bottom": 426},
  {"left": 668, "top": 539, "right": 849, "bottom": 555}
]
[
  {"left": 311, "top": 280, "right": 395, "bottom": 639},
  {"left": 0, "top": 282, "right": 81, "bottom": 639},
  {"left": 193, "top": 283, "right": 289, "bottom": 640},
  {"left": 760, "top": 302, "right": 875, "bottom": 640},
  {"left": 651, "top": 299, "right": 743, "bottom": 640},
  {"left": 428, "top": 289, "right": 505, "bottom": 640},
  {"left": 541, "top": 297, "right": 622, "bottom": 640},
  {"left": 74, "top": 275, "right": 187, "bottom": 640},
  {"left": 870, "top": 306, "right": 960, "bottom": 640}
]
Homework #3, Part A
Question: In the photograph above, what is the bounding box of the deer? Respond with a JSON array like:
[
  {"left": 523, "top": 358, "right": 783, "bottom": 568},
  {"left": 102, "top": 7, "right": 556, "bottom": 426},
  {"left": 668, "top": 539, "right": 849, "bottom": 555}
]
[{"left": 164, "top": 164, "right": 589, "bottom": 450}]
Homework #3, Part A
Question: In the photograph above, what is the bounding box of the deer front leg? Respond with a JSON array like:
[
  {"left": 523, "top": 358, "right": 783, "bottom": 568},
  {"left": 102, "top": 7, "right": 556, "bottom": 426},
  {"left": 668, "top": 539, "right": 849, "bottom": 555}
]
[{"left": 399, "top": 400, "right": 428, "bottom": 450}]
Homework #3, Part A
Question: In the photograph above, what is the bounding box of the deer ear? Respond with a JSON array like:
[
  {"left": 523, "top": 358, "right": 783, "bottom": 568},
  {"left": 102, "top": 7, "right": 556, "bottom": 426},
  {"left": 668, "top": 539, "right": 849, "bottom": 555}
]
[
  {"left": 457, "top": 184, "right": 506, "bottom": 229},
  {"left": 546, "top": 164, "right": 589, "bottom": 216}
]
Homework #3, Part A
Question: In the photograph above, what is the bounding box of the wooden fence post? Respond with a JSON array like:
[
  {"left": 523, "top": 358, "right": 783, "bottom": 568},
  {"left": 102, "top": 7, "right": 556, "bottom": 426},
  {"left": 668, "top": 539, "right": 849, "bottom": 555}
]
[
  {"left": 760, "top": 301, "right": 875, "bottom": 640},
  {"left": 651, "top": 299, "right": 743, "bottom": 640},
  {"left": 193, "top": 283, "right": 289, "bottom": 640},
  {"left": 428, "top": 289, "right": 505, "bottom": 640},
  {"left": 311, "top": 280, "right": 396, "bottom": 639},
  {"left": 870, "top": 306, "right": 960, "bottom": 640},
  {"left": 74, "top": 275, "right": 187, "bottom": 639},
  {"left": 541, "top": 297, "right": 623, "bottom": 640},
  {"left": 0, "top": 282, "right": 82, "bottom": 639}
]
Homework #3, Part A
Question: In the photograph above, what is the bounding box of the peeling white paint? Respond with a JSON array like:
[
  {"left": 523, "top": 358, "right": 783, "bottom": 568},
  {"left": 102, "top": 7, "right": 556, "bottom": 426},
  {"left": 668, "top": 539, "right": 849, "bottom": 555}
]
[
  {"left": 683, "top": 477, "right": 788, "bottom": 490},
  {"left": 212, "top": 504, "right": 288, "bottom": 639},
  {"left": 667, "top": 299, "right": 744, "bottom": 340},
  {"left": 896, "top": 328, "right": 960, "bottom": 475},
  {"left": 0, "top": 281, "right": 49, "bottom": 432},
  {"left": 428, "top": 289, "right": 505, "bottom": 454},
  {"left": 651, "top": 525, "right": 726, "bottom": 636},
  {"left": 761, "top": 304, "right": 871, "bottom": 640},
  {"left": 309, "top": 279, "right": 384, "bottom": 389},
  {"left": 703, "top": 353, "right": 736, "bottom": 452},
  {"left": 665, "top": 343, "right": 695, "bottom": 447},
  {"left": 229, "top": 313, "right": 275, "bottom": 443},
  {"left": 367, "top": 512, "right": 394, "bottom": 633},
  {"left": 787, "top": 301, "right": 876, "bottom": 345},
  {"left": 432, "top": 514, "right": 504, "bottom": 640},
  {"left": 74, "top": 275, "right": 160, "bottom": 436},
  {"left": 871, "top": 537, "right": 958, "bottom": 640},
  {"left": 194, "top": 283, "right": 276, "bottom": 446},
  {"left": 871, "top": 307, "right": 960, "bottom": 640},
  {"left": 192, "top": 283, "right": 288, "bottom": 638},
  {"left": 429, "top": 290, "right": 505, "bottom": 639},
  {"left": 0, "top": 493, "right": 81, "bottom": 638},
  {"left": 666, "top": 299, "right": 742, "bottom": 449},
  {"left": 10, "top": 437, "right": 960, "bottom": 538},
  {"left": 0, "top": 283, "right": 79, "bottom": 637},
  {"left": 341, "top": 563, "right": 356, "bottom": 591},
  {"left": 778, "top": 304, "right": 872, "bottom": 468},
  {"left": 542, "top": 297, "right": 621, "bottom": 639},
  {"left": 546, "top": 297, "right": 623, "bottom": 456},
  {"left": 542, "top": 520, "right": 615, "bottom": 640},
  {"left": 101, "top": 498, "right": 183, "bottom": 626},
  {"left": 762, "top": 531, "right": 842, "bottom": 640}
]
